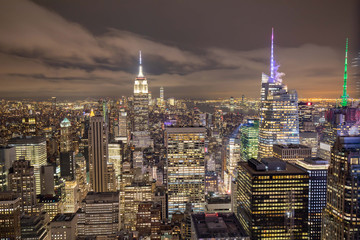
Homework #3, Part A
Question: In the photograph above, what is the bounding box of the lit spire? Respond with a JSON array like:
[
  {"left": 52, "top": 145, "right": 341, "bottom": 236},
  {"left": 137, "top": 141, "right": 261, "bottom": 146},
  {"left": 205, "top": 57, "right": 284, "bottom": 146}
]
[
  {"left": 138, "top": 50, "right": 144, "bottom": 77},
  {"left": 270, "top": 27, "right": 274, "bottom": 79},
  {"left": 341, "top": 38, "right": 349, "bottom": 107}
]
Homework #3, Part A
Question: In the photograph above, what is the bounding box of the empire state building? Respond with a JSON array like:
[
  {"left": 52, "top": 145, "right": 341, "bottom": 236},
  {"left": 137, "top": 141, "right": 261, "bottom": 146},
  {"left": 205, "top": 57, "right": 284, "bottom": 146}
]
[{"left": 133, "top": 51, "right": 149, "bottom": 132}]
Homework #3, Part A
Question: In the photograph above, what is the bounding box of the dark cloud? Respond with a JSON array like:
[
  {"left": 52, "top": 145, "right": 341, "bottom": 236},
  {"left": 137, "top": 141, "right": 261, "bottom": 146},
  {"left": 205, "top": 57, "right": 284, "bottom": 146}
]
[{"left": 0, "top": 0, "right": 358, "bottom": 99}]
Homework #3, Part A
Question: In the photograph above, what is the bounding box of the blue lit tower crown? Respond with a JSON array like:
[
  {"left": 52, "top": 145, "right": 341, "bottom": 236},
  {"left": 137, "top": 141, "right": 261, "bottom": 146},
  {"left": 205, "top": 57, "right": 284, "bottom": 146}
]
[{"left": 258, "top": 28, "right": 300, "bottom": 159}]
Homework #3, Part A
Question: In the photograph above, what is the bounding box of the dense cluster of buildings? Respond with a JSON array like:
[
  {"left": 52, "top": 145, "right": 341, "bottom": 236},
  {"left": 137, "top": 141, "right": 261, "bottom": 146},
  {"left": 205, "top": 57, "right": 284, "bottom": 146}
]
[{"left": 0, "top": 31, "right": 359, "bottom": 240}]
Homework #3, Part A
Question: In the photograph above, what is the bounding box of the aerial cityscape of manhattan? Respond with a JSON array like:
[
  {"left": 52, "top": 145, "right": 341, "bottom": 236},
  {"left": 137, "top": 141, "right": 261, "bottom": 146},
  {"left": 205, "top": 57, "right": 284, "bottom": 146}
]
[{"left": 0, "top": 0, "right": 359, "bottom": 239}]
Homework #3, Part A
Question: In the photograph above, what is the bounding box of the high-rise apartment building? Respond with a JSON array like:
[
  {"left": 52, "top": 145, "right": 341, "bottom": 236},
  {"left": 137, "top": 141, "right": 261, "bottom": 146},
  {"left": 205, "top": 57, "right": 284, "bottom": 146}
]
[
  {"left": 258, "top": 29, "right": 299, "bottom": 159},
  {"left": 165, "top": 127, "right": 206, "bottom": 218},
  {"left": 77, "top": 192, "right": 120, "bottom": 238},
  {"left": 8, "top": 136, "right": 47, "bottom": 195},
  {"left": 295, "top": 157, "right": 328, "bottom": 240},
  {"left": 322, "top": 136, "right": 360, "bottom": 239},
  {"left": 240, "top": 119, "right": 259, "bottom": 162},
  {"left": 0, "top": 192, "right": 21, "bottom": 240},
  {"left": 8, "top": 159, "right": 37, "bottom": 214},
  {"left": 236, "top": 158, "right": 309, "bottom": 239},
  {"left": 133, "top": 51, "right": 149, "bottom": 133},
  {"left": 88, "top": 114, "right": 108, "bottom": 192}
]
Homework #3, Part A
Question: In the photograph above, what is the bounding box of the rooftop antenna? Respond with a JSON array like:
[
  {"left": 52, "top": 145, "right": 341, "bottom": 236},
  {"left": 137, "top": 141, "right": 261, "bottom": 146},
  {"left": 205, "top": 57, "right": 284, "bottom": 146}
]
[
  {"left": 270, "top": 28, "right": 275, "bottom": 79},
  {"left": 138, "top": 50, "right": 144, "bottom": 77}
]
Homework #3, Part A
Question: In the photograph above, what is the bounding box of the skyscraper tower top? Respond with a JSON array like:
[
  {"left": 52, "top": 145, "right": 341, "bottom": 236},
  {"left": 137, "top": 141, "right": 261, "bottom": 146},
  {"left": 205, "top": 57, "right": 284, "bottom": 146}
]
[
  {"left": 138, "top": 50, "right": 144, "bottom": 78},
  {"left": 134, "top": 51, "right": 148, "bottom": 94},
  {"left": 341, "top": 38, "right": 349, "bottom": 107},
  {"left": 60, "top": 118, "right": 71, "bottom": 128},
  {"left": 270, "top": 27, "right": 275, "bottom": 80}
]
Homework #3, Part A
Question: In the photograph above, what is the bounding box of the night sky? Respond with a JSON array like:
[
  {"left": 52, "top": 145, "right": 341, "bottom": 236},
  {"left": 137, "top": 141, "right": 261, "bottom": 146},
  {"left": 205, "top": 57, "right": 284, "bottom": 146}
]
[{"left": 0, "top": 0, "right": 359, "bottom": 99}]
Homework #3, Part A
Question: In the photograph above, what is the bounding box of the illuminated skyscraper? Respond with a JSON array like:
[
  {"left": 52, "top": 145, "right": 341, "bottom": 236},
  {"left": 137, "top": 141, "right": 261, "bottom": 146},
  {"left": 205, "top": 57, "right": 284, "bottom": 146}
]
[
  {"left": 258, "top": 29, "right": 299, "bottom": 159},
  {"left": 8, "top": 136, "right": 47, "bottom": 195},
  {"left": 0, "top": 146, "right": 15, "bottom": 191},
  {"left": 8, "top": 159, "right": 37, "bottom": 214},
  {"left": 64, "top": 180, "right": 79, "bottom": 213},
  {"left": 352, "top": 51, "right": 360, "bottom": 98},
  {"left": 319, "top": 41, "right": 358, "bottom": 161},
  {"left": 224, "top": 125, "right": 241, "bottom": 193},
  {"left": 229, "top": 96, "right": 235, "bottom": 112},
  {"left": 236, "top": 158, "right": 309, "bottom": 239},
  {"left": 75, "top": 153, "right": 88, "bottom": 201},
  {"left": 77, "top": 192, "right": 120, "bottom": 238},
  {"left": 133, "top": 51, "right": 149, "bottom": 133},
  {"left": 295, "top": 157, "right": 328, "bottom": 240},
  {"left": 341, "top": 38, "right": 349, "bottom": 107},
  {"left": 60, "top": 118, "right": 72, "bottom": 152},
  {"left": 115, "top": 109, "right": 128, "bottom": 142},
  {"left": 108, "top": 141, "right": 122, "bottom": 189},
  {"left": 160, "top": 86, "right": 164, "bottom": 108},
  {"left": 88, "top": 114, "right": 109, "bottom": 192},
  {"left": 322, "top": 136, "right": 360, "bottom": 239},
  {"left": 240, "top": 119, "right": 259, "bottom": 162},
  {"left": 40, "top": 165, "right": 54, "bottom": 196},
  {"left": 0, "top": 192, "right": 21, "bottom": 240},
  {"left": 60, "top": 118, "right": 76, "bottom": 180},
  {"left": 165, "top": 127, "right": 206, "bottom": 218}
]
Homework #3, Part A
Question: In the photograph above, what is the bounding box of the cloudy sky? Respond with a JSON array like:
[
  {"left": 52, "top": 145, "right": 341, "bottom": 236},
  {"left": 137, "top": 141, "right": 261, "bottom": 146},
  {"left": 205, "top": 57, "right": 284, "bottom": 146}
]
[{"left": 0, "top": 0, "right": 358, "bottom": 99}]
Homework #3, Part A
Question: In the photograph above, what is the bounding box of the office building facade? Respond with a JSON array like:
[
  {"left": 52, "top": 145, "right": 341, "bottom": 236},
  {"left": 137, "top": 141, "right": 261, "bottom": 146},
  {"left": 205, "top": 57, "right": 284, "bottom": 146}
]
[{"left": 165, "top": 127, "right": 206, "bottom": 217}]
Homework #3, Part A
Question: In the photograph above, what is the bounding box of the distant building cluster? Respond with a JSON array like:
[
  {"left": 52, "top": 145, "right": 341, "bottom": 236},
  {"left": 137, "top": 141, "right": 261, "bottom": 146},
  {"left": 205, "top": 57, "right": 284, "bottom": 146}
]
[{"left": 0, "top": 30, "right": 359, "bottom": 240}]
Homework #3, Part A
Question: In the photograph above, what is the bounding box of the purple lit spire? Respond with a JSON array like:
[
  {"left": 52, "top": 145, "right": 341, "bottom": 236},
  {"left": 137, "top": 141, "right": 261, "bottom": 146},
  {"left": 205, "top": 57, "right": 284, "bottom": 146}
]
[{"left": 270, "top": 28, "right": 274, "bottom": 79}]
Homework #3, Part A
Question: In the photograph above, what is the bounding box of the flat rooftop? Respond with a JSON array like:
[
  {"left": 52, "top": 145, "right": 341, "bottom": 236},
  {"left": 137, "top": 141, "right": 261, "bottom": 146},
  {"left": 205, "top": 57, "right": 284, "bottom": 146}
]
[
  {"left": 207, "top": 195, "right": 231, "bottom": 204},
  {"left": 192, "top": 213, "right": 248, "bottom": 239},
  {"left": 273, "top": 144, "right": 310, "bottom": 149},
  {"left": 244, "top": 158, "right": 307, "bottom": 175},
  {"left": 52, "top": 213, "right": 76, "bottom": 222},
  {"left": 83, "top": 192, "right": 119, "bottom": 203},
  {"left": 165, "top": 127, "right": 206, "bottom": 134},
  {"left": 8, "top": 136, "right": 46, "bottom": 145}
]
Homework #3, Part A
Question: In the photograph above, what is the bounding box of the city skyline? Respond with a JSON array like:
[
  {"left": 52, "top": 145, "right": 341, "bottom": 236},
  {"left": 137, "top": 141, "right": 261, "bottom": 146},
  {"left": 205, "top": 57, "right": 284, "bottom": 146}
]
[{"left": 0, "top": 0, "right": 359, "bottom": 99}]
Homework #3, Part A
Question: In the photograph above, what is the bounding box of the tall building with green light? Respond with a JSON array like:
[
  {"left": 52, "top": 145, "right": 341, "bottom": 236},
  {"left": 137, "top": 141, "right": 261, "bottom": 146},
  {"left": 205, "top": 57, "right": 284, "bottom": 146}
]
[
  {"left": 341, "top": 38, "right": 349, "bottom": 107},
  {"left": 240, "top": 119, "right": 259, "bottom": 162}
]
